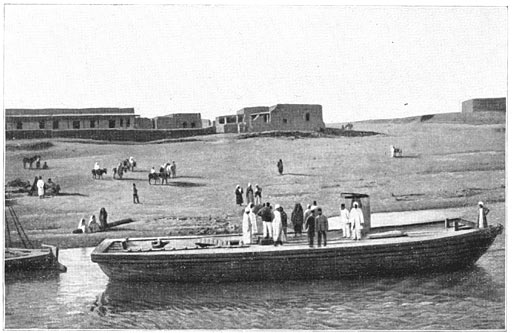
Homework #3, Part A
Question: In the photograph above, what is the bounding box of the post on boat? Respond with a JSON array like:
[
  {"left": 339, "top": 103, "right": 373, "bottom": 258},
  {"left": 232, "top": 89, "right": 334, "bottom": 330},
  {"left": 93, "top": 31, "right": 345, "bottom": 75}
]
[
  {"left": 444, "top": 218, "right": 449, "bottom": 229},
  {"left": 340, "top": 192, "right": 371, "bottom": 237}
]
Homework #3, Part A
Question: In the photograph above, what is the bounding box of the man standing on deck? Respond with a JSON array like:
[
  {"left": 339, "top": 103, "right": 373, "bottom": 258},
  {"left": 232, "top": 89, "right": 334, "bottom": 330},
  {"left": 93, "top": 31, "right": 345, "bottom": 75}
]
[
  {"left": 305, "top": 207, "right": 317, "bottom": 247},
  {"left": 315, "top": 207, "right": 328, "bottom": 247},
  {"left": 258, "top": 202, "right": 273, "bottom": 240},
  {"left": 349, "top": 202, "right": 364, "bottom": 240},
  {"left": 477, "top": 201, "right": 490, "bottom": 228},
  {"left": 340, "top": 203, "right": 350, "bottom": 238},
  {"left": 272, "top": 204, "right": 283, "bottom": 246}
]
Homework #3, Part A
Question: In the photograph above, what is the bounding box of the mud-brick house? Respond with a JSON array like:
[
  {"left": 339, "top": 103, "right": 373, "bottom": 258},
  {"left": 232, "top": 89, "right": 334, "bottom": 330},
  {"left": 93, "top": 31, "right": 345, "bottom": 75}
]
[
  {"left": 215, "top": 104, "right": 325, "bottom": 133},
  {"left": 153, "top": 113, "right": 202, "bottom": 129},
  {"left": 5, "top": 108, "right": 137, "bottom": 130},
  {"left": 462, "top": 98, "right": 506, "bottom": 113}
]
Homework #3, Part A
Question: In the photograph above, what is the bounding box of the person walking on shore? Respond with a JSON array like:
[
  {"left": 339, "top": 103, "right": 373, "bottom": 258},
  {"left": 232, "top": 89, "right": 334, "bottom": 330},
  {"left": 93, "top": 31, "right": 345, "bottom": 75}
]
[
  {"left": 477, "top": 201, "right": 490, "bottom": 229},
  {"left": 246, "top": 183, "right": 254, "bottom": 204},
  {"left": 99, "top": 207, "right": 108, "bottom": 231},
  {"left": 235, "top": 185, "right": 244, "bottom": 206},
  {"left": 254, "top": 184, "right": 262, "bottom": 205},
  {"left": 277, "top": 159, "right": 283, "bottom": 175},
  {"left": 133, "top": 183, "right": 140, "bottom": 204},
  {"left": 36, "top": 176, "right": 45, "bottom": 199}
]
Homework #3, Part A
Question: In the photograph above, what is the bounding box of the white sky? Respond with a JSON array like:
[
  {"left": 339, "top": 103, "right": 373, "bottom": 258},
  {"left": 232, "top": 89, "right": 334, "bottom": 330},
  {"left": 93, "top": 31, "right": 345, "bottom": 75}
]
[{"left": 3, "top": 4, "right": 508, "bottom": 123}]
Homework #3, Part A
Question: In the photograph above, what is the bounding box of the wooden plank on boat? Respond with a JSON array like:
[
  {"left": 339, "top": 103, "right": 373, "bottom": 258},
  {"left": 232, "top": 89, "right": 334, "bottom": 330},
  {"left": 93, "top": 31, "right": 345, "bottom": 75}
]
[{"left": 367, "top": 230, "right": 407, "bottom": 239}]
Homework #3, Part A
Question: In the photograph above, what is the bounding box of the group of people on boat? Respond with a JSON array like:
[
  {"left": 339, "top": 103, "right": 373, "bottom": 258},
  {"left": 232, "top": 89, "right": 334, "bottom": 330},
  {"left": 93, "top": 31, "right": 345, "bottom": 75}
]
[
  {"left": 235, "top": 183, "right": 262, "bottom": 206},
  {"left": 339, "top": 202, "right": 365, "bottom": 240},
  {"left": 240, "top": 200, "right": 335, "bottom": 247},
  {"left": 73, "top": 208, "right": 108, "bottom": 234}
]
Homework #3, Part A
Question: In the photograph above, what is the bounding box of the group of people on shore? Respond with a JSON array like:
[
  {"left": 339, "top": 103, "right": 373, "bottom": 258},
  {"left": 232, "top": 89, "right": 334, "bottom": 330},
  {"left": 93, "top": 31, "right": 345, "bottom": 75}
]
[
  {"left": 150, "top": 161, "right": 177, "bottom": 178},
  {"left": 73, "top": 208, "right": 109, "bottom": 234},
  {"left": 235, "top": 183, "right": 263, "bottom": 206},
  {"left": 29, "top": 176, "right": 59, "bottom": 198}
]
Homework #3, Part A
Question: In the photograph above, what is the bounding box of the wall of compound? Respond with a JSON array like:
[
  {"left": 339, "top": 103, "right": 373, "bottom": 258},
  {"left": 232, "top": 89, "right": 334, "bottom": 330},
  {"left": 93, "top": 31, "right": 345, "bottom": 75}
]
[{"left": 5, "top": 127, "right": 216, "bottom": 142}]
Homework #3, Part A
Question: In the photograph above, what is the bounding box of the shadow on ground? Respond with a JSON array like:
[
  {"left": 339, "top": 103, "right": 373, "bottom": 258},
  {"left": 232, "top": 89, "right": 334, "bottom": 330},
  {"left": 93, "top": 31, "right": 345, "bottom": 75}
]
[{"left": 58, "top": 192, "right": 89, "bottom": 197}]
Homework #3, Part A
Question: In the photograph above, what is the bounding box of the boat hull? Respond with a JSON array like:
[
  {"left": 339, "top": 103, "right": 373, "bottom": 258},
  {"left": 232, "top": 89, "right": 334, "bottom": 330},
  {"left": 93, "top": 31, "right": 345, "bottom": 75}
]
[
  {"left": 91, "top": 224, "right": 503, "bottom": 282},
  {"left": 5, "top": 246, "right": 67, "bottom": 273}
]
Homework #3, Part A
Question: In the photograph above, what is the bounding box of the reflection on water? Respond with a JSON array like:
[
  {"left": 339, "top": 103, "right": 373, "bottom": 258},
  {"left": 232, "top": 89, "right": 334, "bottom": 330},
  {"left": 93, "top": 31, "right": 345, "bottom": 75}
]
[{"left": 4, "top": 235, "right": 506, "bottom": 330}]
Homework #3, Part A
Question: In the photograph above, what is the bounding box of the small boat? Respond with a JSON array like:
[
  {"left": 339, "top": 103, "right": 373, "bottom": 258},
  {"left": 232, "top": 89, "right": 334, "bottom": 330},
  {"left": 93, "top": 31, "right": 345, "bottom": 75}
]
[
  {"left": 5, "top": 205, "right": 67, "bottom": 273},
  {"left": 5, "top": 244, "right": 67, "bottom": 273},
  {"left": 91, "top": 193, "right": 503, "bottom": 283}
]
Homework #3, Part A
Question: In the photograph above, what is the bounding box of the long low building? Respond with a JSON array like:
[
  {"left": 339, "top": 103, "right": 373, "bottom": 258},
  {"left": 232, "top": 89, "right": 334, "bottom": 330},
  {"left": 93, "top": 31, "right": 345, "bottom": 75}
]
[{"left": 6, "top": 108, "right": 137, "bottom": 130}]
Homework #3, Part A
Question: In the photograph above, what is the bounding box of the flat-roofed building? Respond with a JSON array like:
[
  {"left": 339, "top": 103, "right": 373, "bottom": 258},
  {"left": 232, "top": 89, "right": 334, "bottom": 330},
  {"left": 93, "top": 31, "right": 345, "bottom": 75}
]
[
  {"left": 215, "top": 104, "right": 325, "bottom": 133},
  {"left": 153, "top": 113, "right": 202, "bottom": 129},
  {"left": 5, "top": 108, "right": 137, "bottom": 130},
  {"left": 462, "top": 98, "right": 506, "bottom": 113}
]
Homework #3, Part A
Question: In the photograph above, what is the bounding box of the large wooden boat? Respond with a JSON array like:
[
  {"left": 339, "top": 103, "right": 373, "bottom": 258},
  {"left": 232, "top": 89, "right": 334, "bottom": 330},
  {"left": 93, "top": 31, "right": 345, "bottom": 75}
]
[{"left": 91, "top": 216, "right": 502, "bottom": 282}]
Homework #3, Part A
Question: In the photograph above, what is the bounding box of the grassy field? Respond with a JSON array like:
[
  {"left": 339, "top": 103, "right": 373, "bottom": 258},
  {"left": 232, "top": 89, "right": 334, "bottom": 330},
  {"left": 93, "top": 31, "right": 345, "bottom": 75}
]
[{"left": 4, "top": 114, "right": 506, "bottom": 248}]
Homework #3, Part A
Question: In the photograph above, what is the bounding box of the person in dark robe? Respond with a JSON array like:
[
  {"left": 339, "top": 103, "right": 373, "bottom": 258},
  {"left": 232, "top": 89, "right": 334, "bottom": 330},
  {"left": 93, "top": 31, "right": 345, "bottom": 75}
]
[
  {"left": 277, "top": 159, "right": 283, "bottom": 175},
  {"left": 254, "top": 184, "right": 262, "bottom": 204},
  {"left": 305, "top": 208, "right": 316, "bottom": 247},
  {"left": 291, "top": 203, "right": 304, "bottom": 237},
  {"left": 246, "top": 183, "right": 254, "bottom": 204},
  {"left": 99, "top": 207, "right": 108, "bottom": 231},
  {"left": 235, "top": 185, "right": 244, "bottom": 206},
  {"left": 29, "top": 176, "right": 38, "bottom": 196}
]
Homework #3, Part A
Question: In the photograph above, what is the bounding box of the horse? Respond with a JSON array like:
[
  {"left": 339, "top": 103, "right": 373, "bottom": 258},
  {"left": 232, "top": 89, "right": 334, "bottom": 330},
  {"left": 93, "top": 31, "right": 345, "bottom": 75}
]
[
  {"left": 112, "top": 166, "right": 124, "bottom": 179},
  {"left": 92, "top": 168, "right": 108, "bottom": 179},
  {"left": 128, "top": 158, "right": 136, "bottom": 171},
  {"left": 148, "top": 171, "right": 169, "bottom": 185},
  {"left": 148, "top": 172, "right": 160, "bottom": 185},
  {"left": 22, "top": 155, "right": 41, "bottom": 169},
  {"left": 390, "top": 145, "right": 402, "bottom": 158}
]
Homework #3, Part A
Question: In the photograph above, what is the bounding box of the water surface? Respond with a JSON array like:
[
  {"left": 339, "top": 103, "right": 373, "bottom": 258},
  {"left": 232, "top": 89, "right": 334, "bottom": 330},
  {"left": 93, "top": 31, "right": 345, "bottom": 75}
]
[{"left": 4, "top": 233, "right": 505, "bottom": 330}]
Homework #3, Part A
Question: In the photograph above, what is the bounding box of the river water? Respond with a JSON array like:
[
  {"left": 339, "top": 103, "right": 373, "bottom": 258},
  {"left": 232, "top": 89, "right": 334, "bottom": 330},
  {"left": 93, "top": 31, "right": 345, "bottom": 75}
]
[{"left": 4, "top": 232, "right": 505, "bottom": 330}]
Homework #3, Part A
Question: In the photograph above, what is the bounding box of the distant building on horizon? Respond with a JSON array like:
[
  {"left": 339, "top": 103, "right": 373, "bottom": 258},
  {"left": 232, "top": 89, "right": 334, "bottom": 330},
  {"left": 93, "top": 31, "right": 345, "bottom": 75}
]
[
  {"left": 153, "top": 113, "right": 202, "bottom": 129},
  {"left": 215, "top": 104, "right": 325, "bottom": 133},
  {"left": 462, "top": 98, "right": 506, "bottom": 113},
  {"left": 5, "top": 108, "right": 137, "bottom": 130}
]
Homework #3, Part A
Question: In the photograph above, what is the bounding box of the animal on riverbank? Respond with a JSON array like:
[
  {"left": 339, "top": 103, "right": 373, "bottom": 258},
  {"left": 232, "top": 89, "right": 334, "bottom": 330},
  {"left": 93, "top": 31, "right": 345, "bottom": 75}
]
[
  {"left": 22, "top": 155, "right": 41, "bottom": 169},
  {"left": 148, "top": 171, "right": 169, "bottom": 185},
  {"left": 92, "top": 168, "right": 108, "bottom": 179},
  {"left": 390, "top": 145, "right": 402, "bottom": 158},
  {"left": 112, "top": 167, "right": 124, "bottom": 179}
]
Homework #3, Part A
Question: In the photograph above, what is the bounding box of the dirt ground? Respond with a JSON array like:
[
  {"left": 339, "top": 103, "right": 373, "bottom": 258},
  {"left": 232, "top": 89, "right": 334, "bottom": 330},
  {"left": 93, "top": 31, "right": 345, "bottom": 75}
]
[{"left": 4, "top": 118, "right": 506, "bottom": 248}]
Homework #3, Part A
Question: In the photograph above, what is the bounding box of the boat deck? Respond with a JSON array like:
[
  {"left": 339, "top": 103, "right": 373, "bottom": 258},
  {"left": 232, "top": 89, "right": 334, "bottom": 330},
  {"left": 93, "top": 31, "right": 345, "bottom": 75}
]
[{"left": 100, "top": 220, "right": 478, "bottom": 256}]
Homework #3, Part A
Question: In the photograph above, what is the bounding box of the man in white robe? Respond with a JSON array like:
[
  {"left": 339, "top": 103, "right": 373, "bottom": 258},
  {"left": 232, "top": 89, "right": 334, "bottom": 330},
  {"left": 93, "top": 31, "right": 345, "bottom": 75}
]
[
  {"left": 349, "top": 202, "right": 364, "bottom": 240},
  {"left": 242, "top": 206, "right": 252, "bottom": 245},
  {"left": 36, "top": 176, "right": 45, "bottom": 199},
  {"left": 272, "top": 204, "right": 283, "bottom": 245}
]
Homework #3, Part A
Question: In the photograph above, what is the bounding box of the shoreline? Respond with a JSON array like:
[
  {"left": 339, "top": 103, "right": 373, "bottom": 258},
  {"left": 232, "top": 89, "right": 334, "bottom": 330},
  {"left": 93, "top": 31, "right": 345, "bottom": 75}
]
[{"left": 13, "top": 201, "right": 504, "bottom": 250}]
